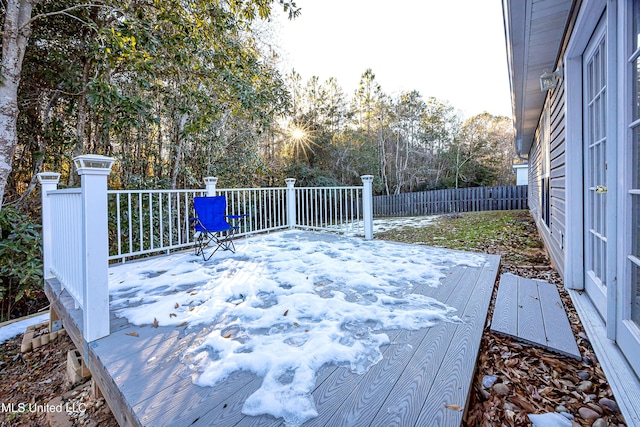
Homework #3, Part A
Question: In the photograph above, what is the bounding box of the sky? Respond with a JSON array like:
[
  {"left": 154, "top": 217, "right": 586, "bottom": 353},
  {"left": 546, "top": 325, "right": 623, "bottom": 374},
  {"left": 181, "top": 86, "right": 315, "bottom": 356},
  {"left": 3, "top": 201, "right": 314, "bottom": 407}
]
[
  {"left": 271, "top": 0, "right": 513, "bottom": 119},
  {"left": 107, "top": 227, "right": 486, "bottom": 425}
]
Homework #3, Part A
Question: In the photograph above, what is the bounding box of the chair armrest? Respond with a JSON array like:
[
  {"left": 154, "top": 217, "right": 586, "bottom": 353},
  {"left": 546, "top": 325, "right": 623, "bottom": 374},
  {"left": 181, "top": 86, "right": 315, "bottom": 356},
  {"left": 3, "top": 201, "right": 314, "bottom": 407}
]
[{"left": 226, "top": 214, "right": 249, "bottom": 219}]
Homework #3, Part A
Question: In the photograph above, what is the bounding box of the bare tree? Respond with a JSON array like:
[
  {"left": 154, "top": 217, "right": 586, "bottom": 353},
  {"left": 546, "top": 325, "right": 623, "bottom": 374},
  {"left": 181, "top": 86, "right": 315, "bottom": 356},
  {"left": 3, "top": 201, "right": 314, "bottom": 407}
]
[{"left": 0, "top": 0, "right": 37, "bottom": 208}]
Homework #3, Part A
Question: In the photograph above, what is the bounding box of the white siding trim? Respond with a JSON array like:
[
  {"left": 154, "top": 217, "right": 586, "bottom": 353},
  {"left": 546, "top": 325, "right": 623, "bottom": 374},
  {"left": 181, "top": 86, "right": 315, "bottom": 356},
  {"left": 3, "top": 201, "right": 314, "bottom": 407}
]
[{"left": 563, "top": 0, "right": 608, "bottom": 290}]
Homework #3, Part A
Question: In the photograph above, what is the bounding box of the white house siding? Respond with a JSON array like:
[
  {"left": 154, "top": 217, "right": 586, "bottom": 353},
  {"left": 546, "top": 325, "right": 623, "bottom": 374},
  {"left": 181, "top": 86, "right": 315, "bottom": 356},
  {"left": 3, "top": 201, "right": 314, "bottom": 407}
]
[{"left": 528, "top": 79, "right": 567, "bottom": 279}]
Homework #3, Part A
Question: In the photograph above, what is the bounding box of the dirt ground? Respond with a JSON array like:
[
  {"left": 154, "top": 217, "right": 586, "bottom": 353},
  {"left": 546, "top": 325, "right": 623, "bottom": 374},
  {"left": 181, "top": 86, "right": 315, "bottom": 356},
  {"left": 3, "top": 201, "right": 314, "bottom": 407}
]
[
  {"left": 0, "top": 211, "right": 630, "bottom": 426},
  {"left": 0, "top": 328, "right": 118, "bottom": 427}
]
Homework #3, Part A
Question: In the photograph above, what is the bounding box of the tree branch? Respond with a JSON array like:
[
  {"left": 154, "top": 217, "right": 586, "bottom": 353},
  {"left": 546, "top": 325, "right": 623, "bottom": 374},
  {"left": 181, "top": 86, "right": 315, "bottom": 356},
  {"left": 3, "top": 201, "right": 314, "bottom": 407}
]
[{"left": 20, "top": 3, "right": 117, "bottom": 30}]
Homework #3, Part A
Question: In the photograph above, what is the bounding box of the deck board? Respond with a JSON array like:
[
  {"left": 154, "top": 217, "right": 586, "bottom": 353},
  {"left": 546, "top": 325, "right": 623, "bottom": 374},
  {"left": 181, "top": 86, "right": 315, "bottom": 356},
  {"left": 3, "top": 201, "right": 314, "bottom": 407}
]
[
  {"left": 490, "top": 272, "right": 518, "bottom": 336},
  {"left": 46, "top": 233, "right": 501, "bottom": 427},
  {"left": 310, "top": 266, "right": 472, "bottom": 427},
  {"left": 537, "top": 279, "right": 579, "bottom": 358},
  {"left": 516, "top": 277, "right": 547, "bottom": 344},
  {"left": 491, "top": 273, "right": 580, "bottom": 359},
  {"left": 414, "top": 255, "right": 500, "bottom": 426}
]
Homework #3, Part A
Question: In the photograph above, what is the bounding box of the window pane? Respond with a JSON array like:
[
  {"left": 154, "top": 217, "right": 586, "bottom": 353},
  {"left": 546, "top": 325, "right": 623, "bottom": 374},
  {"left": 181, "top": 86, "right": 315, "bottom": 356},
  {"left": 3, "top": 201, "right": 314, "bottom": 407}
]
[
  {"left": 632, "top": 262, "right": 640, "bottom": 325},
  {"left": 635, "top": 58, "right": 640, "bottom": 121},
  {"left": 633, "top": 195, "right": 640, "bottom": 259},
  {"left": 634, "top": 128, "right": 640, "bottom": 191},
  {"left": 634, "top": 1, "right": 640, "bottom": 51}
]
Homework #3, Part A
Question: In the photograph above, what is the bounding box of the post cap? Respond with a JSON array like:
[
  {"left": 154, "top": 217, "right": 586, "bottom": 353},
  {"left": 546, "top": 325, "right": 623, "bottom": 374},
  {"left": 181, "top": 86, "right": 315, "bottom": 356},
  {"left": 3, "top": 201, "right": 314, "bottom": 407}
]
[
  {"left": 285, "top": 178, "right": 296, "bottom": 185},
  {"left": 37, "top": 172, "right": 61, "bottom": 184},
  {"left": 204, "top": 177, "right": 218, "bottom": 184},
  {"left": 360, "top": 175, "right": 374, "bottom": 182},
  {"left": 73, "top": 154, "right": 115, "bottom": 175}
]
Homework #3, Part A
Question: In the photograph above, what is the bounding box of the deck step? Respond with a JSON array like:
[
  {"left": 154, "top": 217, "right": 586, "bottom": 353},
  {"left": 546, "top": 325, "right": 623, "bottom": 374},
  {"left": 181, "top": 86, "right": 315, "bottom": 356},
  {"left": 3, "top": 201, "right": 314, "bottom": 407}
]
[{"left": 491, "top": 273, "right": 581, "bottom": 359}]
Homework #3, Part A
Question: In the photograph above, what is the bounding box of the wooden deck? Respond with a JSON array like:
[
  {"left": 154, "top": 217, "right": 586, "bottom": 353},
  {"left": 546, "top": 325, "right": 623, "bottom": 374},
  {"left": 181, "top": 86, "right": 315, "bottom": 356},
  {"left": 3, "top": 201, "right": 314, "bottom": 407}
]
[{"left": 45, "top": 235, "right": 500, "bottom": 427}]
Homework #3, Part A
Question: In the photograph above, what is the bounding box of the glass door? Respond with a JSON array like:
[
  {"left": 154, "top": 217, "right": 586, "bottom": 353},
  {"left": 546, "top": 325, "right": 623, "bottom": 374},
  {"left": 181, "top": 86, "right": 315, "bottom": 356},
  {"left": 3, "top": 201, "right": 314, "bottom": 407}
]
[
  {"left": 583, "top": 17, "right": 609, "bottom": 319},
  {"left": 617, "top": 0, "right": 640, "bottom": 378}
]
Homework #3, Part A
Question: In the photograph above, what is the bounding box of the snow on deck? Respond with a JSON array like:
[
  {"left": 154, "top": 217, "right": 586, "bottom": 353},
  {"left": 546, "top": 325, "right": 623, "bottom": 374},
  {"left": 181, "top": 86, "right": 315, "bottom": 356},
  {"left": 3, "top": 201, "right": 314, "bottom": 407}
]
[{"left": 45, "top": 230, "right": 500, "bottom": 427}]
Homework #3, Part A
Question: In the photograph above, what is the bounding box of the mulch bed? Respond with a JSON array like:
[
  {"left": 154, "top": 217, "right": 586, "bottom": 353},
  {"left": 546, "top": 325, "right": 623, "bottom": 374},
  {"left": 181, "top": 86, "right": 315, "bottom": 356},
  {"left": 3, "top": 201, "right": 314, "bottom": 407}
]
[
  {"left": 463, "top": 263, "right": 627, "bottom": 426},
  {"left": 0, "top": 333, "right": 118, "bottom": 427}
]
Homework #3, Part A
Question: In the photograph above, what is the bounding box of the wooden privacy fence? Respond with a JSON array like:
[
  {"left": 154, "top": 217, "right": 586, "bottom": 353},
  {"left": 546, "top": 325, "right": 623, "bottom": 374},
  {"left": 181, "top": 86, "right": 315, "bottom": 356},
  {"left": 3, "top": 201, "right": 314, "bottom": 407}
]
[{"left": 373, "top": 185, "right": 528, "bottom": 217}]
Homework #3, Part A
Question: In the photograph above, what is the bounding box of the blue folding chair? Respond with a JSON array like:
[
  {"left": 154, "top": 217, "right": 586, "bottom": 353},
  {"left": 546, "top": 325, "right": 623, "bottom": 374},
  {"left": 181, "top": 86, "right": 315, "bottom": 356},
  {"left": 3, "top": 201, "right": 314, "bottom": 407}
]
[{"left": 190, "top": 196, "right": 247, "bottom": 260}]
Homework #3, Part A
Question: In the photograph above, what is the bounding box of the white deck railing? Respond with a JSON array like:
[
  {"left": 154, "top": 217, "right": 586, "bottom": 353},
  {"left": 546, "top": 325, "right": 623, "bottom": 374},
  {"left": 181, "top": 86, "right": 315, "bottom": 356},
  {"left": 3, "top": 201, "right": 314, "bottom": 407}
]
[
  {"left": 108, "top": 189, "right": 206, "bottom": 261},
  {"left": 39, "top": 155, "right": 373, "bottom": 342},
  {"left": 293, "top": 186, "right": 364, "bottom": 233},
  {"left": 108, "top": 177, "right": 374, "bottom": 261},
  {"left": 48, "top": 189, "right": 84, "bottom": 307},
  {"left": 39, "top": 155, "right": 115, "bottom": 342}
]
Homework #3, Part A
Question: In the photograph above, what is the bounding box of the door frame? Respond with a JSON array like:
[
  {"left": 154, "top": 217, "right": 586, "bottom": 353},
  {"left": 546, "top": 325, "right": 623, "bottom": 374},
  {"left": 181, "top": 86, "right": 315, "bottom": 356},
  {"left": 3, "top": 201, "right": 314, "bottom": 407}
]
[
  {"left": 564, "top": 0, "right": 618, "bottom": 339},
  {"left": 615, "top": 0, "right": 640, "bottom": 377}
]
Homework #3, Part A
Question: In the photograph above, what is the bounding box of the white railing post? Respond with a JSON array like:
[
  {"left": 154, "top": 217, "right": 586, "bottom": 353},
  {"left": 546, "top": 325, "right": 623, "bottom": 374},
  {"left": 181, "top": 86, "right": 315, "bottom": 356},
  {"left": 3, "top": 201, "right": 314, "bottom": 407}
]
[
  {"left": 204, "top": 177, "right": 218, "bottom": 196},
  {"left": 361, "top": 175, "right": 374, "bottom": 240},
  {"left": 285, "top": 178, "right": 296, "bottom": 229},
  {"left": 74, "top": 154, "right": 115, "bottom": 342},
  {"left": 37, "top": 172, "right": 61, "bottom": 280}
]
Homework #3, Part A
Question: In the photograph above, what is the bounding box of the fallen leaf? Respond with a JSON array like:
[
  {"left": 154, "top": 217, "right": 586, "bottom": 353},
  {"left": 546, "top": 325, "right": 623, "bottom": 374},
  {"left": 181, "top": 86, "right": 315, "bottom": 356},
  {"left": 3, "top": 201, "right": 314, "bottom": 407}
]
[
  {"left": 283, "top": 309, "right": 289, "bottom": 316},
  {"left": 153, "top": 318, "right": 159, "bottom": 328},
  {"left": 223, "top": 333, "right": 233, "bottom": 339},
  {"left": 177, "top": 322, "right": 188, "bottom": 327},
  {"left": 444, "top": 404, "right": 463, "bottom": 411},
  {"left": 169, "top": 313, "right": 177, "bottom": 318},
  {"left": 175, "top": 303, "right": 179, "bottom": 309},
  {"left": 126, "top": 332, "right": 139, "bottom": 337}
]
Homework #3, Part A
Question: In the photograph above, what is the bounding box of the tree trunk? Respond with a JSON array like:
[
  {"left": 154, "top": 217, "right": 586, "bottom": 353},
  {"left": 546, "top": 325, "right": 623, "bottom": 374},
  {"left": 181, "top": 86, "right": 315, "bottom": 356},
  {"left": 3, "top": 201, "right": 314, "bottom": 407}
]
[
  {"left": 0, "top": 0, "right": 35, "bottom": 209},
  {"left": 15, "top": 90, "right": 60, "bottom": 208},
  {"left": 68, "top": 59, "right": 91, "bottom": 186},
  {"left": 170, "top": 113, "right": 188, "bottom": 190}
]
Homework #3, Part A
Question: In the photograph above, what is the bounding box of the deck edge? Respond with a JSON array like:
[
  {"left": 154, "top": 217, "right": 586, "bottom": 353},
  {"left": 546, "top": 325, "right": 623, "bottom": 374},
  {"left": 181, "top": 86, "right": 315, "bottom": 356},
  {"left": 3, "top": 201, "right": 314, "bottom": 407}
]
[{"left": 45, "top": 278, "right": 141, "bottom": 427}]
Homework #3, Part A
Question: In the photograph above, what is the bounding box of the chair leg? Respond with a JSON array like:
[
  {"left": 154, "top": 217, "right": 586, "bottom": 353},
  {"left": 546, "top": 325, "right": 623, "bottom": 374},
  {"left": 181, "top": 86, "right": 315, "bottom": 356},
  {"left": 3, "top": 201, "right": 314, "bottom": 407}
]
[{"left": 194, "top": 233, "right": 205, "bottom": 257}]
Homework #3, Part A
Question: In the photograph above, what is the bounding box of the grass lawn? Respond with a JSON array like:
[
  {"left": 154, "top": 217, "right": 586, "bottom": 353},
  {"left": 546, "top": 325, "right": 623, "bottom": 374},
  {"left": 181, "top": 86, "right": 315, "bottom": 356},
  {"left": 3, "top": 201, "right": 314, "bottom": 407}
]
[{"left": 375, "top": 210, "right": 547, "bottom": 267}]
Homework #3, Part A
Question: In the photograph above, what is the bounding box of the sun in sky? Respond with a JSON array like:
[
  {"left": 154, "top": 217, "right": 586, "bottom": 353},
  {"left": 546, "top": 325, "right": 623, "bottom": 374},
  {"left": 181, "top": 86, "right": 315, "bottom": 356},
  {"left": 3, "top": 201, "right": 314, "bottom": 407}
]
[{"left": 284, "top": 121, "right": 317, "bottom": 161}]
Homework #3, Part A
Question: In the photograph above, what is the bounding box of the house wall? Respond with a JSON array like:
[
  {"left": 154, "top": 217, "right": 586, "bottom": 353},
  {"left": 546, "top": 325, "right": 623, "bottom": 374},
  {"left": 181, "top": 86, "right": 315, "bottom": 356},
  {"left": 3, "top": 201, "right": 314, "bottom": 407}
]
[{"left": 528, "top": 78, "right": 567, "bottom": 278}]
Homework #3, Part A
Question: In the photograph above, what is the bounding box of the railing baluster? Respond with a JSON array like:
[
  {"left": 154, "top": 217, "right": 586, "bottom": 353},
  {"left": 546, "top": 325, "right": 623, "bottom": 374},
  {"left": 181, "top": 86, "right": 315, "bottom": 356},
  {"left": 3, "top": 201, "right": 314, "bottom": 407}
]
[
  {"left": 127, "top": 193, "right": 133, "bottom": 256},
  {"left": 149, "top": 192, "right": 154, "bottom": 250},
  {"left": 139, "top": 192, "right": 144, "bottom": 253},
  {"left": 116, "top": 193, "right": 122, "bottom": 261}
]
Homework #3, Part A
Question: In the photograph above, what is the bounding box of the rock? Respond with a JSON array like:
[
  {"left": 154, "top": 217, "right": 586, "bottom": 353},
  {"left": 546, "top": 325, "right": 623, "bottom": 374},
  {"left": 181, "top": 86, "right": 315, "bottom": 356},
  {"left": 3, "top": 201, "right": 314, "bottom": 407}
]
[
  {"left": 577, "top": 380, "right": 593, "bottom": 392},
  {"left": 504, "top": 401, "right": 518, "bottom": 412},
  {"left": 559, "top": 412, "right": 574, "bottom": 420},
  {"left": 587, "top": 403, "right": 603, "bottom": 414},
  {"left": 555, "top": 404, "right": 568, "bottom": 413},
  {"left": 479, "top": 389, "right": 491, "bottom": 401},
  {"left": 493, "top": 383, "right": 510, "bottom": 396},
  {"left": 592, "top": 419, "right": 608, "bottom": 427},
  {"left": 598, "top": 397, "right": 620, "bottom": 413},
  {"left": 482, "top": 374, "right": 497, "bottom": 389},
  {"left": 578, "top": 407, "right": 600, "bottom": 421},
  {"left": 528, "top": 412, "right": 573, "bottom": 427},
  {"left": 577, "top": 371, "right": 591, "bottom": 380},
  {"left": 582, "top": 356, "right": 593, "bottom": 365}
]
